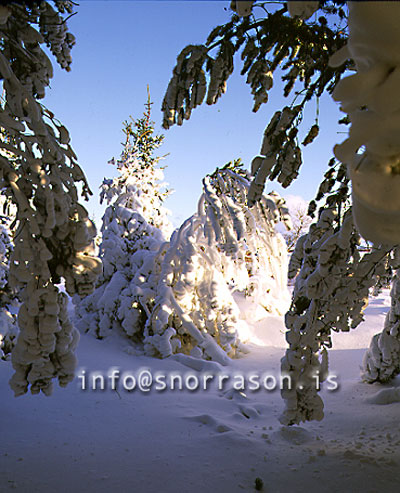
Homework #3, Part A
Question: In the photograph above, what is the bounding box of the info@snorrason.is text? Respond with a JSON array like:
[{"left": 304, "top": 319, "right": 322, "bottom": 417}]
[{"left": 77, "top": 368, "right": 340, "bottom": 393}]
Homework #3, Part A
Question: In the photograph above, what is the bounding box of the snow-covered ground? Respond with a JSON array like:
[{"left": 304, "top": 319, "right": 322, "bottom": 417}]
[{"left": 1, "top": 290, "right": 399, "bottom": 492}]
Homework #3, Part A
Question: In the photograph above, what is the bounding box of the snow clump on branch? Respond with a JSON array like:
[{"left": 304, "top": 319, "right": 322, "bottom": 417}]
[
  {"left": 0, "top": 2, "right": 101, "bottom": 396},
  {"left": 144, "top": 163, "right": 291, "bottom": 363},
  {"left": 330, "top": 2, "right": 400, "bottom": 245},
  {"left": 0, "top": 222, "right": 18, "bottom": 360}
]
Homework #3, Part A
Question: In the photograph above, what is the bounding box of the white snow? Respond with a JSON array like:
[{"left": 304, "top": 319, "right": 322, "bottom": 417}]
[
  {"left": 1, "top": 289, "right": 399, "bottom": 492},
  {"left": 331, "top": 3, "right": 400, "bottom": 244}
]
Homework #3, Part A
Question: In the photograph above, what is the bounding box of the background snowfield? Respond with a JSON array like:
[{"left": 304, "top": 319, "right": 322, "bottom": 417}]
[{"left": 1, "top": 291, "right": 400, "bottom": 493}]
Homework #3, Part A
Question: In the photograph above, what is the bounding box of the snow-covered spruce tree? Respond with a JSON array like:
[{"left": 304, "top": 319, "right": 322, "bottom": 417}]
[
  {"left": 281, "top": 188, "right": 390, "bottom": 424},
  {"left": 161, "top": 1, "right": 400, "bottom": 422},
  {"left": 74, "top": 99, "right": 172, "bottom": 341},
  {"left": 327, "top": 2, "right": 400, "bottom": 383},
  {"left": 281, "top": 1, "right": 400, "bottom": 422},
  {"left": 144, "top": 161, "right": 291, "bottom": 363},
  {"left": 0, "top": 2, "right": 101, "bottom": 396}
]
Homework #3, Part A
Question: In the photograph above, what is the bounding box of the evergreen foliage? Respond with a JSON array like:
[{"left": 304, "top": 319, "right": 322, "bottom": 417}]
[
  {"left": 75, "top": 96, "right": 172, "bottom": 340},
  {"left": 0, "top": 2, "right": 101, "bottom": 395},
  {"left": 162, "top": 1, "right": 400, "bottom": 422},
  {"left": 144, "top": 160, "right": 291, "bottom": 362}
]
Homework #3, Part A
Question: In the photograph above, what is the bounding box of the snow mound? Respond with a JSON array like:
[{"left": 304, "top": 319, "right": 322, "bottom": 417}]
[{"left": 365, "top": 387, "right": 400, "bottom": 405}]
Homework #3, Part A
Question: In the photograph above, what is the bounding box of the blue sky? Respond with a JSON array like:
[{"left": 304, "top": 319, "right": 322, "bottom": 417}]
[{"left": 44, "top": 1, "right": 344, "bottom": 227}]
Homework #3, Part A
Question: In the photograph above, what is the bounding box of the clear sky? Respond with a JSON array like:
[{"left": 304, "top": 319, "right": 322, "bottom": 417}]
[{"left": 43, "top": 0, "right": 344, "bottom": 227}]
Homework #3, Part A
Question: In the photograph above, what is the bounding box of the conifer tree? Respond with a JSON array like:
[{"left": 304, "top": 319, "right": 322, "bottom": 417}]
[
  {"left": 0, "top": 2, "right": 101, "bottom": 395},
  {"left": 145, "top": 160, "right": 291, "bottom": 362},
  {"left": 75, "top": 95, "right": 172, "bottom": 340},
  {"left": 161, "top": 1, "right": 400, "bottom": 422}
]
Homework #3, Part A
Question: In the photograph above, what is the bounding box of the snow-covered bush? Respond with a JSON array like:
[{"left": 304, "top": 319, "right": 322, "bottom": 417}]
[
  {"left": 0, "top": 2, "right": 101, "bottom": 395},
  {"left": 78, "top": 153, "right": 291, "bottom": 363},
  {"left": 75, "top": 100, "right": 172, "bottom": 340},
  {"left": 144, "top": 162, "right": 291, "bottom": 363}
]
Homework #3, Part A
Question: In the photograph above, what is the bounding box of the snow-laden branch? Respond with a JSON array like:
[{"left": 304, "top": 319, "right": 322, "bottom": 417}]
[
  {"left": 278, "top": 0, "right": 400, "bottom": 425},
  {"left": 0, "top": 222, "right": 18, "bottom": 360},
  {"left": 144, "top": 165, "right": 291, "bottom": 362},
  {"left": 330, "top": 2, "right": 400, "bottom": 245},
  {"left": 280, "top": 204, "right": 390, "bottom": 425},
  {"left": 0, "top": 3, "right": 101, "bottom": 396}
]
